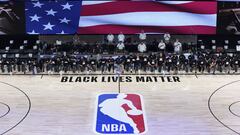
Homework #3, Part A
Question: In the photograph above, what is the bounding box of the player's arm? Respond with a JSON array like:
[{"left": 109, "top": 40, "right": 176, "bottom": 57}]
[{"left": 125, "top": 101, "right": 137, "bottom": 110}]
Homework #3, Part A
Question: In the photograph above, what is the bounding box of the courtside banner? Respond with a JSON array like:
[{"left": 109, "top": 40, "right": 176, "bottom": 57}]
[{"left": 95, "top": 93, "right": 147, "bottom": 134}]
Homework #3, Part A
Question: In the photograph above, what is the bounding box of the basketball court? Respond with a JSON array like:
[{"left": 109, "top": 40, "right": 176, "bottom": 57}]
[{"left": 0, "top": 75, "right": 240, "bottom": 135}]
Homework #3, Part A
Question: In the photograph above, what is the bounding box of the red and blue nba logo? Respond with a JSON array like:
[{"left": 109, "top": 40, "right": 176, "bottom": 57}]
[{"left": 95, "top": 93, "right": 147, "bottom": 134}]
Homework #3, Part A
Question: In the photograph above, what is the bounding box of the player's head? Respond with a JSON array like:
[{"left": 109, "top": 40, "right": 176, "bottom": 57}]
[{"left": 117, "top": 93, "right": 127, "bottom": 99}]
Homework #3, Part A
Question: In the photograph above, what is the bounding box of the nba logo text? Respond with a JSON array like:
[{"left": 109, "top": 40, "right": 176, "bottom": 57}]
[{"left": 95, "top": 93, "right": 147, "bottom": 134}]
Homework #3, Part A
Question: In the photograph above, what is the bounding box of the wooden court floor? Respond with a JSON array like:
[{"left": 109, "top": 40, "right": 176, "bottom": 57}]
[{"left": 0, "top": 75, "right": 240, "bottom": 135}]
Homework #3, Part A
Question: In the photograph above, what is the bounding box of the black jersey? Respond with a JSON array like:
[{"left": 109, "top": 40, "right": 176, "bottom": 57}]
[
  {"left": 157, "top": 56, "right": 164, "bottom": 65},
  {"left": 149, "top": 59, "right": 156, "bottom": 66},
  {"left": 216, "top": 57, "right": 222, "bottom": 65},
  {"left": 64, "top": 60, "right": 69, "bottom": 66},
  {"left": 100, "top": 59, "right": 107, "bottom": 65},
  {"left": 224, "top": 56, "right": 231, "bottom": 66},
  {"left": 108, "top": 58, "right": 115, "bottom": 65},
  {"left": 142, "top": 56, "right": 148, "bottom": 65},
  {"left": 149, "top": 54, "right": 156, "bottom": 60},
  {"left": 179, "top": 54, "right": 185, "bottom": 63},
  {"left": 90, "top": 59, "right": 97, "bottom": 65},
  {"left": 80, "top": 58, "right": 87, "bottom": 66},
  {"left": 135, "top": 56, "right": 141, "bottom": 64},
  {"left": 131, "top": 55, "right": 137, "bottom": 64},
  {"left": 166, "top": 57, "right": 173, "bottom": 66},
  {"left": 171, "top": 55, "right": 178, "bottom": 65},
  {"left": 126, "top": 56, "right": 131, "bottom": 64},
  {"left": 233, "top": 57, "right": 239, "bottom": 65},
  {"left": 72, "top": 59, "right": 77, "bottom": 66},
  {"left": 115, "top": 57, "right": 122, "bottom": 65},
  {"left": 198, "top": 58, "right": 205, "bottom": 66},
  {"left": 188, "top": 55, "right": 194, "bottom": 61}
]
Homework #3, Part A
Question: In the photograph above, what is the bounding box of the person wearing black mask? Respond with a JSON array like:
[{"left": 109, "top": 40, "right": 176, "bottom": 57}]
[
  {"left": 100, "top": 58, "right": 107, "bottom": 74},
  {"left": 107, "top": 56, "right": 115, "bottom": 73},
  {"left": 232, "top": 54, "right": 239, "bottom": 73},
  {"left": 165, "top": 55, "right": 173, "bottom": 73},
  {"left": 216, "top": 54, "right": 223, "bottom": 73},
  {"left": 157, "top": 53, "right": 165, "bottom": 73},
  {"left": 189, "top": 54, "right": 197, "bottom": 73}
]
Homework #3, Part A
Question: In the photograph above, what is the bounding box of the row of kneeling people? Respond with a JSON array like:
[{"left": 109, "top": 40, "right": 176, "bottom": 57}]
[{"left": 0, "top": 52, "right": 239, "bottom": 74}]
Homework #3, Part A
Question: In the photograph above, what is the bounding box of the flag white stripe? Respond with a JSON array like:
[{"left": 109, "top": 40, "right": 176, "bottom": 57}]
[
  {"left": 82, "top": 1, "right": 193, "bottom": 6},
  {"left": 79, "top": 12, "right": 216, "bottom": 27},
  {"left": 157, "top": 1, "right": 193, "bottom": 4},
  {"left": 82, "top": 1, "right": 112, "bottom": 6}
]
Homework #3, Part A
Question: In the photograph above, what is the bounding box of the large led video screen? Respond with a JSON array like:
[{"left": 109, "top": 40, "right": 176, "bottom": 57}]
[
  {"left": 0, "top": 0, "right": 219, "bottom": 35},
  {"left": 78, "top": 1, "right": 217, "bottom": 34},
  {"left": 0, "top": 1, "right": 25, "bottom": 35},
  {"left": 217, "top": 1, "right": 240, "bottom": 35}
]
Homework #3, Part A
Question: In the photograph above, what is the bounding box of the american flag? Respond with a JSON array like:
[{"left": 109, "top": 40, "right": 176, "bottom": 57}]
[
  {"left": 25, "top": 1, "right": 82, "bottom": 35},
  {"left": 78, "top": 1, "right": 217, "bottom": 34}
]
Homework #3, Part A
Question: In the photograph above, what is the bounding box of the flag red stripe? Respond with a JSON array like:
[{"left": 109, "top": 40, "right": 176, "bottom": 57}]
[
  {"left": 81, "top": 1, "right": 217, "bottom": 16},
  {"left": 78, "top": 25, "right": 216, "bottom": 34}
]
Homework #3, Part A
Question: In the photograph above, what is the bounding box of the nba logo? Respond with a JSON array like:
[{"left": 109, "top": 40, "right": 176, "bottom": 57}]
[{"left": 95, "top": 93, "right": 147, "bottom": 134}]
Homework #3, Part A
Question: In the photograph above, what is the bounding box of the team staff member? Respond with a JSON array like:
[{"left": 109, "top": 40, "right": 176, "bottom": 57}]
[
  {"left": 107, "top": 33, "right": 114, "bottom": 44},
  {"left": 174, "top": 39, "right": 182, "bottom": 54},
  {"left": 158, "top": 40, "right": 166, "bottom": 53},
  {"left": 117, "top": 41, "right": 125, "bottom": 53},
  {"left": 138, "top": 42, "right": 147, "bottom": 53},
  {"left": 118, "top": 32, "right": 125, "bottom": 43},
  {"left": 139, "top": 30, "right": 146, "bottom": 41}
]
